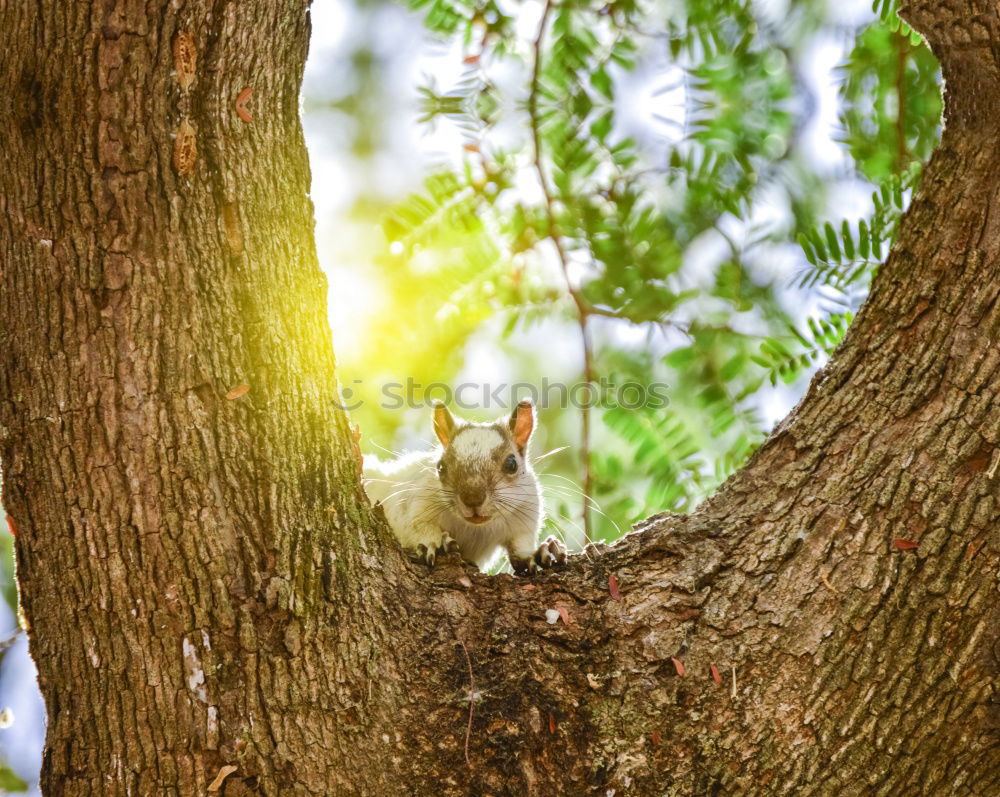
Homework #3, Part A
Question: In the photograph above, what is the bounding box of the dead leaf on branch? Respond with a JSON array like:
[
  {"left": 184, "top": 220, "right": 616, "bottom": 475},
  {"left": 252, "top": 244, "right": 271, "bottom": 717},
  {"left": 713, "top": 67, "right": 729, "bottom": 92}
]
[
  {"left": 207, "top": 765, "right": 237, "bottom": 792},
  {"left": 172, "top": 31, "right": 197, "bottom": 92},
  {"left": 965, "top": 539, "right": 985, "bottom": 560},
  {"left": 226, "top": 384, "right": 250, "bottom": 400},
  {"left": 608, "top": 572, "right": 622, "bottom": 600},
  {"left": 172, "top": 118, "right": 197, "bottom": 176},
  {"left": 236, "top": 87, "right": 254, "bottom": 123}
]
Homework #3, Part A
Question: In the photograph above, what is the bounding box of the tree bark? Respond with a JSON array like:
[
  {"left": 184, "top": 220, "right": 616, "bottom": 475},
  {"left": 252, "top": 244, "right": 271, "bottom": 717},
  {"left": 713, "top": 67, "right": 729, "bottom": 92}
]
[{"left": 0, "top": 1, "right": 997, "bottom": 795}]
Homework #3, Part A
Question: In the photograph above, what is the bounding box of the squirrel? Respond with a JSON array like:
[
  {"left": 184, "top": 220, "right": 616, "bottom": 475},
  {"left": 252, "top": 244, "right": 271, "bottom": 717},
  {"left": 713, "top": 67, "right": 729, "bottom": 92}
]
[{"left": 363, "top": 399, "right": 567, "bottom": 575}]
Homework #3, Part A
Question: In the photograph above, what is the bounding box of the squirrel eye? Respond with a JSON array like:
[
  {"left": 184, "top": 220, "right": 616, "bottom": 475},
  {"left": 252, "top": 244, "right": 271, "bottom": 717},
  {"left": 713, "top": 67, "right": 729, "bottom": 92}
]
[
  {"left": 437, "top": 460, "right": 446, "bottom": 476},
  {"left": 502, "top": 454, "right": 518, "bottom": 474}
]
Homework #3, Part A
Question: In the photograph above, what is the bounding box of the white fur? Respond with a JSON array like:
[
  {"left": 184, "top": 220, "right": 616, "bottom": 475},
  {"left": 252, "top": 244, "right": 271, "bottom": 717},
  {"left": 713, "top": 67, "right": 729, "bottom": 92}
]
[
  {"left": 450, "top": 427, "right": 504, "bottom": 459},
  {"left": 363, "top": 452, "right": 446, "bottom": 553}
]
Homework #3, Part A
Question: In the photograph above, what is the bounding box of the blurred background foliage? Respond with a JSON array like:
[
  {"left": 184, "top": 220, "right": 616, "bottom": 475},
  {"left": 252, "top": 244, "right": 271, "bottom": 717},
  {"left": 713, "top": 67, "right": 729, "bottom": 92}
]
[
  {"left": 0, "top": 0, "right": 942, "bottom": 788},
  {"left": 314, "top": 0, "right": 940, "bottom": 549}
]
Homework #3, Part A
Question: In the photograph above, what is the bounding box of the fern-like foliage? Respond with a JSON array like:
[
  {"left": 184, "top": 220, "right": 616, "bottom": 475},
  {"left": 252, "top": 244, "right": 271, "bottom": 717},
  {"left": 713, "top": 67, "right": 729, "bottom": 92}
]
[{"left": 346, "top": 0, "right": 943, "bottom": 541}]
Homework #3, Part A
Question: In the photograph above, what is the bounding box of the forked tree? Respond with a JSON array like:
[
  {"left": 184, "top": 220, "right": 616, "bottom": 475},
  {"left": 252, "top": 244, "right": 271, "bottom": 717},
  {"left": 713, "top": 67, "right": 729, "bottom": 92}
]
[{"left": 0, "top": 0, "right": 997, "bottom": 794}]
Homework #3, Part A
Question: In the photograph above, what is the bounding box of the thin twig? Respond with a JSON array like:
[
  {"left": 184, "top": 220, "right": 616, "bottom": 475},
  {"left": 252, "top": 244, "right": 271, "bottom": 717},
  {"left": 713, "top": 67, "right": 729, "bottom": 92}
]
[
  {"left": 584, "top": 305, "right": 692, "bottom": 338},
  {"left": 529, "top": 0, "right": 593, "bottom": 540},
  {"left": 578, "top": 317, "right": 593, "bottom": 540},
  {"left": 0, "top": 629, "right": 23, "bottom": 655},
  {"left": 457, "top": 640, "right": 474, "bottom": 767},
  {"left": 820, "top": 570, "right": 841, "bottom": 594},
  {"left": 895, "top": 32, "right": 909, "bottom": 172}
]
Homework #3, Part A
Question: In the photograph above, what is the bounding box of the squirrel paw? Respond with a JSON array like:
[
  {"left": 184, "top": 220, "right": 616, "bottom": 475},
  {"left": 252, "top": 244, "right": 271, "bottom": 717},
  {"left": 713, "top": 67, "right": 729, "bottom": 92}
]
[
  {"left": 410, "top": 534, "right": 460, "bottom": 567},
  {"left": 411, "top": 543, "right": 438, "bottom": 567},
  {"left": 511, "top": 536, "right": 567, "bottom": 575},
  {"left": 534, "top": 535, "right": 567, "bottom": 569}
]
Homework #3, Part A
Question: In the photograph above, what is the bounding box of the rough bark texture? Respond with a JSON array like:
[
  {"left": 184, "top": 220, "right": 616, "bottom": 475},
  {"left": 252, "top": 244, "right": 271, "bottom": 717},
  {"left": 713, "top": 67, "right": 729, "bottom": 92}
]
[{"left": 0, "top": 0, "right": 997, "bottom": 795}]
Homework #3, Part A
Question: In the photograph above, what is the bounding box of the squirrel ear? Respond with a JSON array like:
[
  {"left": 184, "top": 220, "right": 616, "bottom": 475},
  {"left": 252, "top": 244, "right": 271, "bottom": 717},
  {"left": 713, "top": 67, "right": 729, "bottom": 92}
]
[
  {"left": 509, "top": 399, "right": 535, "bottom": 452},
  {"left": 433, "top": 401, "right": 457, "bottom": 447}
]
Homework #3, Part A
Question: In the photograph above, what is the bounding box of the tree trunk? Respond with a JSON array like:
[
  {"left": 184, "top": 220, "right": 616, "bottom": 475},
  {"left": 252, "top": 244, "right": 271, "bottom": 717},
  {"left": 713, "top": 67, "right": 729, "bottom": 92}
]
[{"left": 0, "top": 1, "right": 997, "bottom": 795}]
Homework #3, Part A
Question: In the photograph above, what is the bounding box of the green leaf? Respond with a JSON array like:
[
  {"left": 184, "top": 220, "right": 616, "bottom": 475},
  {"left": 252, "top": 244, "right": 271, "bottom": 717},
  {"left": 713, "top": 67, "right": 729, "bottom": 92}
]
[
  {"left": 842, "top": 220, "right": 855, "bottom": 260},
  {"left": 824, "top": 222, "right": 841, "bottom": 262},
  {"left": 0, "top": 766, "right": 28, "bottom": 792},
  {"left": 590, "top": 110, "right": 613, "bottom": 143},
  {"left": 590, "top": 66, "right": 613, "bottom": 100},
  {"left": 858, "top": 219, "right": 871, "bottom": 259},
  {"left": 798, "top": 232, "right": 816, "bottom": 265}
]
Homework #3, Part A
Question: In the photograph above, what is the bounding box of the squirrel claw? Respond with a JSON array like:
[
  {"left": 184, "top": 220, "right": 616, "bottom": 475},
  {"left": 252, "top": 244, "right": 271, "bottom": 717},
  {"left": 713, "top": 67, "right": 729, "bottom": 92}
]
[
  {"left": 534, "top": 535, "right": 567, "bottom": 570},
  {"left": 410, "top": 535, "right": 459, "bottom": 567},
  {"left": 411, "top": 544, "right": 436, "bottom": 567},
  {"left": 511, "top": 536, "right": 567, "bottom": 575}
]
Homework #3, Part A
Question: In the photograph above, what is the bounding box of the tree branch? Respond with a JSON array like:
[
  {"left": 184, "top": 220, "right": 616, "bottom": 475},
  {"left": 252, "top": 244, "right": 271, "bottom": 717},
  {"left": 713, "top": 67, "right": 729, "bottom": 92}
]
[{"left": 529, "top": 0, "right": 594, "bottom": 540}]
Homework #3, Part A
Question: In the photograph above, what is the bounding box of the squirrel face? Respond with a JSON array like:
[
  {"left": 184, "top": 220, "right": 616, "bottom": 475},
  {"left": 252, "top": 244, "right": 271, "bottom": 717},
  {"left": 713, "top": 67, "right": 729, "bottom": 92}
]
[{"left": 433, "top": 400, "right": 537, "bottom": 527}]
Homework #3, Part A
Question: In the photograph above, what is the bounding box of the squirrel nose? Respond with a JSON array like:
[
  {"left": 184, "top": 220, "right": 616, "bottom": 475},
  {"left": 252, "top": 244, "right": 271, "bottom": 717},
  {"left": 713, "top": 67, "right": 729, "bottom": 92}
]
[{"left": 461, "top": 491, "right": 486, "bottom": 511}]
